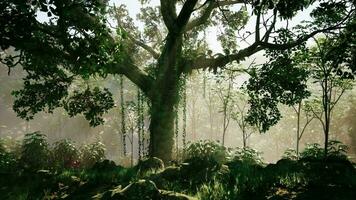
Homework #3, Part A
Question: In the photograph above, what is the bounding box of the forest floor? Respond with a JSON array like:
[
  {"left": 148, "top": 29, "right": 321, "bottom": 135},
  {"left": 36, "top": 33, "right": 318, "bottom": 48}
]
[{"left": 1, "top": 155, "right": 355, "bottom": 200}]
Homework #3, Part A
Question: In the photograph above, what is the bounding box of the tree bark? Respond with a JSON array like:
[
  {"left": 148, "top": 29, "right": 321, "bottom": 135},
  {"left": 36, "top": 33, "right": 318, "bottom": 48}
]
[
  {"left": 243, "top": 130, "right": 247, "bottom": 148},
  {"left": 149, "top": 99, "right": 177, "bottom": 163},
  {"left": 149, "top": 33, "right": 182, "bottom": 163},
  {"left": 296, "top": 102, "right": 301, "bottom": 159}
]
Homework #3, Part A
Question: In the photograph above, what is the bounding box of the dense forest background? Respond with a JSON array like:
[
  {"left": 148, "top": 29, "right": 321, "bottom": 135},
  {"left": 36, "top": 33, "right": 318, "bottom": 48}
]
[{"left": 1, "top": 60, "right": 355, "bottom": 164}]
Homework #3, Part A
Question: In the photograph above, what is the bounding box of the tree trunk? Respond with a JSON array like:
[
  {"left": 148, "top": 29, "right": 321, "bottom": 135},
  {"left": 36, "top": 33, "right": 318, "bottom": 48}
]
[
  {"left": 296, "top": 102, "right": 301, "bottom": 159},
  {"left": 130, "top": 127, "right": 134, "bottom": 167},
  {"left": 243, "top": 131, "right": 247, "bottom": 148},
  {"left": 222, "top": 105, "right": 227, "bottom": 146},
  {"left": 148, "top": 33, "right": 182, "bottom": 163},
  {"left": 191, "top": 97, "right": 197, "bottom": 140},
  {"left": 324, "top": 114, "right": 330, "bottom": 157},
  {"left": 149, "top": 99, "right": 176, "bottom": 163}
]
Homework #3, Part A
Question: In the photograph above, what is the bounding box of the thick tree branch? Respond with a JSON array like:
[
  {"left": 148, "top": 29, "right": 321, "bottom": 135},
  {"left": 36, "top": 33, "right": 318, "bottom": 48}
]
[
  {"left": 103, "top": 29, "right": 155, "bottom": 96},
  {"left": 187, "top": 42, "right": 262, "bottom": 71},
  {"left": 260, "top": 26, "right": 343, "bottom": 50},
  {"left": 184, "top": 0, "right": 244, "bottom": 31},
  {"left": 184, "top": 0, "right": 215, "bottom": 31},
  {"left": 127, "top": 34, "right": 160, "bottom": 59},
  {"left": 160, "top": 0, "right": 178, "bottom": 31},
  {"left": 255, "top": 6, "right": 261, "bottom": 42},
  {"left": 176, "top": 0, "right": 199, "bottom": 30},
  {"left": 186, "top": 23, "right": 344, "bottom": 72},
  {"left": 112, "top": 60, "right": 154, "bottom": 97}
]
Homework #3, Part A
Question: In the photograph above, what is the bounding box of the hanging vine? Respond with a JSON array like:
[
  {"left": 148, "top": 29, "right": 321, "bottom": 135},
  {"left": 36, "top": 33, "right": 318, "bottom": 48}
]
[
  {"left": 136, "top": 88, "right": 146, "bottom": 159},
  {"left": 137, "top": 88, "right": 142, "bottom": 160},
  {"left": 119, "top": 75, "right": 127, "bottom": 156},
  {"left": 182, "top": 74, "right": 187, "bottom": 155},
  {"left": 174, "top": 103, "right": 179, "bottom": 158},
  {"left": 203, "top": 70, "right": 207, "bottom": 98},
  {"left": 140, "top": 93, "right": 145, "bottom": 157},
  {"left": 145, "top": 98, "right": 150, "bottom": 157}
]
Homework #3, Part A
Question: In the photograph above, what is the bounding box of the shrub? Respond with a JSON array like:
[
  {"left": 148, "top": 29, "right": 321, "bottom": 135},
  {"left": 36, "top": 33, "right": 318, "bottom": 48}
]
[
  {"left": 80, "top": 141, "right": 106, "bottom": 168},
  {"left": 51, "top": 139, "right": 80, "bottom": 169},
  {"left": 20, "top": 132, "right": 50, "bottom": 170},
  {"left": 300, "top": 143, "right": 324, "bottom": 160},
  {"left": 230, "top": 147, "right": 264, "bottom": 165},
  {"left": 185, "top": 140, "right": 227, "bottom": 166},
  {"left": 327, "top": 140, "right": 349, "bottom": 160},
  {"left": 300, "top": 140, "right": 349, "bottom": 160}
]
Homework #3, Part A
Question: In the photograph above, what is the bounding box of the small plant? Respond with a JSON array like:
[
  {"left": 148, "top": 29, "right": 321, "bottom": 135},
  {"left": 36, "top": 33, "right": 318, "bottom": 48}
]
[
  {"left": 282, "top": 148, "right": 298, "bottom": 161},
  {"left": 300, "top": 143, "right": 324, "bottom": 159},
  {"left": 197, "top": 180, "right": 230, "bottom": 200},
  {"left": 51, "top": 139, "right": 80, "bottom": 169},
  {"left": 80, "top": 141, "right": 106, "bottom": 168},
  {"left": 327, "top": 140, "right": 349, "bottom": 159},
  {"left": 20, "top": 132, "right": 50, "bottom": 170}
]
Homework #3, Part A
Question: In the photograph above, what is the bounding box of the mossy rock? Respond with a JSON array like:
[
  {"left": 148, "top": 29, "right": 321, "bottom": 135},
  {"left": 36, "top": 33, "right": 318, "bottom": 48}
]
[
  {"left": 149, "top": 166, "right": 181, "bottom": 189},
  {"left": 135, "top": 157, "right": 164, "bottom": 174},
  {"left": 274, "top": 159, "right": 299, "bottom": 172},
  {"left": 91, "top": 160, "right": 119, "bottom": 171},
  {"left": 158, "top": 166, "right": 181, "bottom": 180}
]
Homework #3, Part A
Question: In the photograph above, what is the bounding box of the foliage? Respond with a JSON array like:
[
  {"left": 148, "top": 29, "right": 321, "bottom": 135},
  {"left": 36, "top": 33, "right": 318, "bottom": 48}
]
[
  {"left": 327, "top": 140, "right": 349, "bottom": 159},
  {"left": 64, "top": 87, "right": 115, "bottom": 126},
  {"left": 196, "top": 180, "right": 229, "bottom": 200},
  {"left": 282, "top": 148, "right": 298, "bottom": 161},
  {"left": 306, "top": 37, "right": 355, "bottom": 156},
  {"left": 80, "top": 140, "right": 106, "bottom": 168},
  {"left": 20, "top": 132, "right": 50, "bottom": 170},
  {"left": 0, "top": 139, "right": 355, "bottom": 200},
  {"left": 230, "top": 147, "right": 264, "bottom": 166},
  {"left": 185, "top": 140, "right": 228, "bottom": 166},
  {"left": 300, "top": 140, "right": 349, "bottom": 160},
  {"left": 300, "top": 143, "right": 326, "bottom": 159},
  {"left": 1, "top": 0, "right": 124, "bottom": 125},
  {"left": 246, "top": 33, "right": 311, "bottom": 132},
  {"left": 51, "top": 139, "right": 80, "bottom": 169}
]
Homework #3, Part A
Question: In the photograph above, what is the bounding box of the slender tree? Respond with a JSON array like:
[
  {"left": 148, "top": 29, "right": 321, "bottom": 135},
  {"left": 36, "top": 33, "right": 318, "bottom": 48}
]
[
  {"left": 292, "top": 101, "right": 315, "bottom": 158},
  {"left": 231, "top": 91, "right": 256, "bottom": 148},
  {"left": 214, "top": 70, "right": 236, "bottom": 145},
  {"left": 306, "top": 37, "right": 355, "bottom": 157}
]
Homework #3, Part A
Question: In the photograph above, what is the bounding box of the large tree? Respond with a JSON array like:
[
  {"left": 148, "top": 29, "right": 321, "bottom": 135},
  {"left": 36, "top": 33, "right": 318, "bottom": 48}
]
[{"left": 1, "top": 0, "right": 355, "bottom": 162}]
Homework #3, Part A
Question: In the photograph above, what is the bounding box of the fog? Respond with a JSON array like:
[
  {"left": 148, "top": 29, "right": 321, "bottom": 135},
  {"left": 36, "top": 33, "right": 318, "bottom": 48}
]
[{"left": 1, "top": 61, "right": 355, "bottom": 164}]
